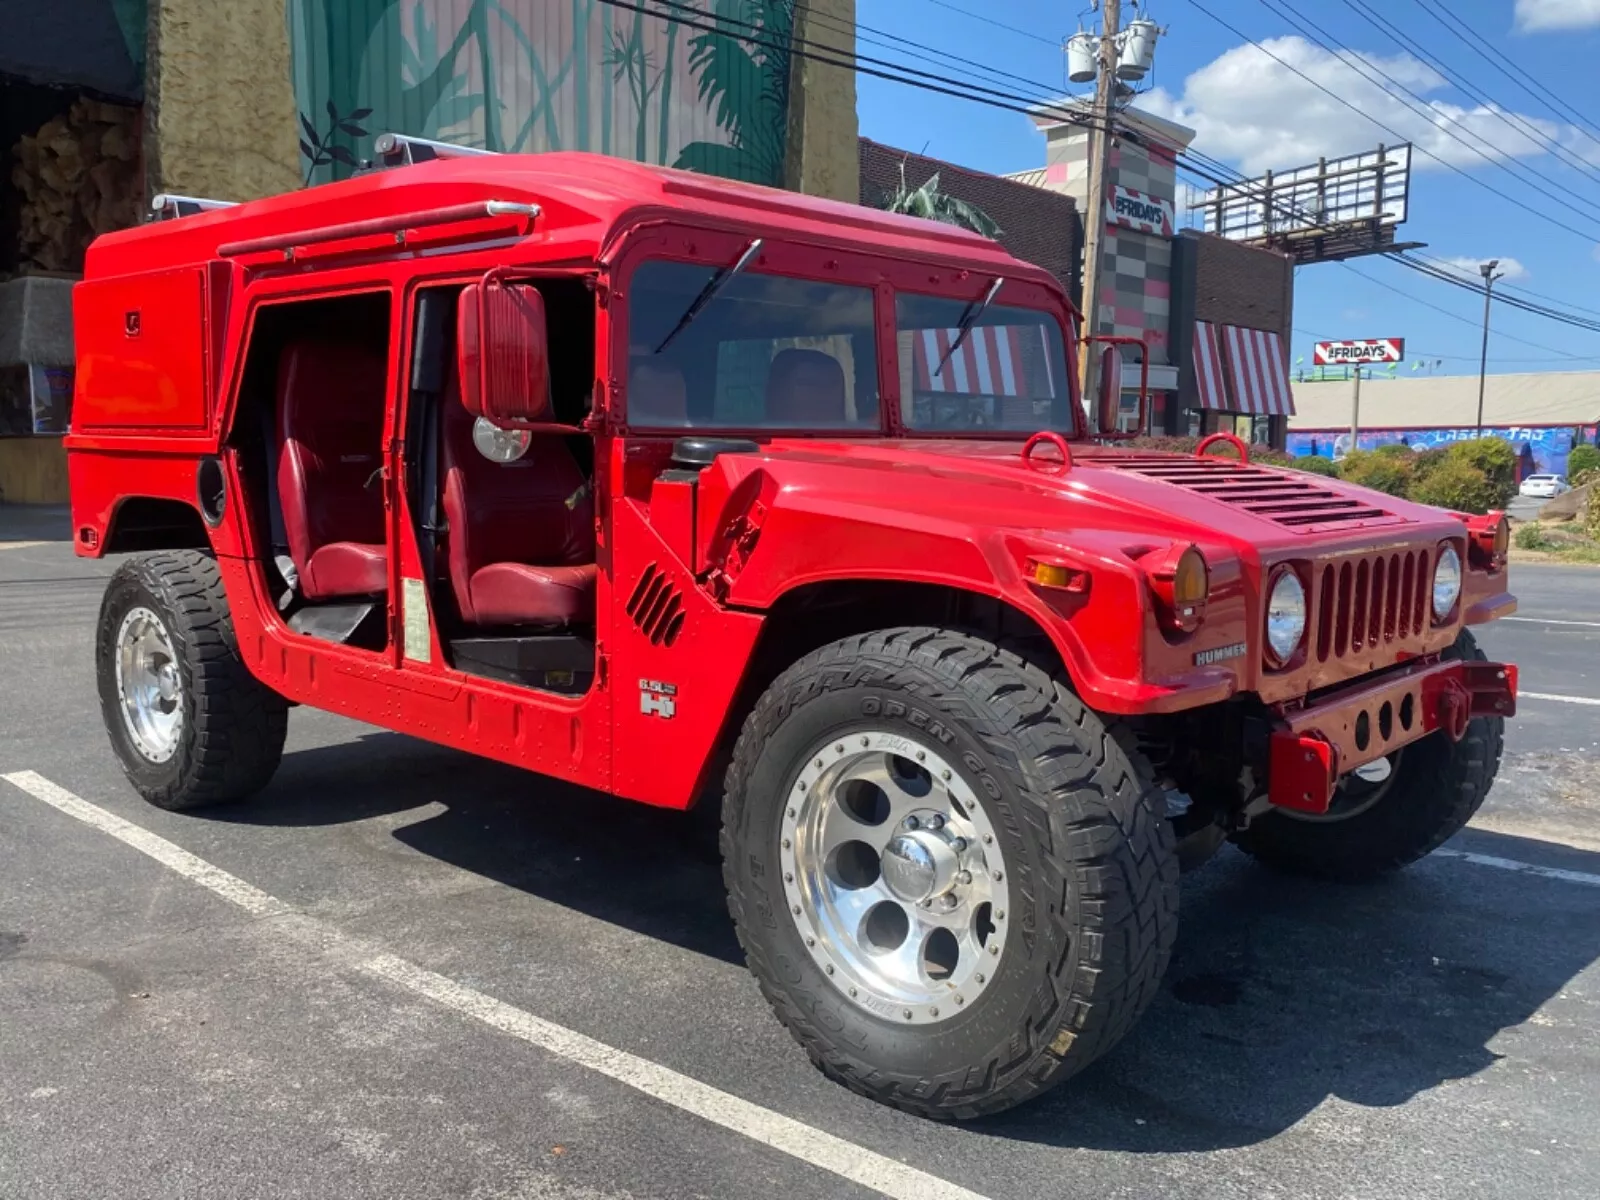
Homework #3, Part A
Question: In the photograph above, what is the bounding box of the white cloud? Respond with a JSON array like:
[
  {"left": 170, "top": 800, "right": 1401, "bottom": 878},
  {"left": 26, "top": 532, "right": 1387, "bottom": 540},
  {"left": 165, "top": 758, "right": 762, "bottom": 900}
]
[
  {"left": 1434, "top": 256, "right": 1531, "bottom": 282},
  {"left": 1142, "top": 36, "right": 1573, "bottom": 176},
  {"left": 1515, "top": 0, "right": 1600, "bottom": 32}
]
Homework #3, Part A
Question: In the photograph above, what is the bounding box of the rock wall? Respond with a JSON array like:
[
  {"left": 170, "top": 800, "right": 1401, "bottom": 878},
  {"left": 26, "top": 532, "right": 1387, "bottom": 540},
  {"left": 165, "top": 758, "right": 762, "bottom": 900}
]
[{"left": 144, "top": 0, "right": 300, "bottom": 202}]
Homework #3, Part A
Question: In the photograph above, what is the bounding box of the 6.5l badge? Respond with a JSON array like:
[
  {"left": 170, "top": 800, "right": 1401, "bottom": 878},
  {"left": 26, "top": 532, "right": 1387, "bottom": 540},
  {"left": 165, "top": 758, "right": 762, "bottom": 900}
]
[{"left": 640, "top": 679, "right": 677, "bottom": 718}]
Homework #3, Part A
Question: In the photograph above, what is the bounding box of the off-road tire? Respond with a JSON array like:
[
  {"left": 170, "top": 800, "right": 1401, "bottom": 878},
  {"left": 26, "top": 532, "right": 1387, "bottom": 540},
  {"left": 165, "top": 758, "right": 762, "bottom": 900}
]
[
  {"left": 96, "top": 551, "right": 288, "bottom": 810},
  {"left": 721, "top": 627, "right": 1178, "bottom": 1120},
  {"left": 1232, "top": 629, "right": 1504, "bottom": 881}
]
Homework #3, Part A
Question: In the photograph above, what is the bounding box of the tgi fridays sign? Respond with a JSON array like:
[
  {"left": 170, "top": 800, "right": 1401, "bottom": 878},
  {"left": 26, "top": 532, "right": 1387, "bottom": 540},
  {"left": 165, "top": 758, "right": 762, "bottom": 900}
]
[
  {"left": 1109, "top": 185, "right": 1174, "bottom": 237},
  {"left": 1314, "top": 338, "right": 1405, "bottom": 366}
]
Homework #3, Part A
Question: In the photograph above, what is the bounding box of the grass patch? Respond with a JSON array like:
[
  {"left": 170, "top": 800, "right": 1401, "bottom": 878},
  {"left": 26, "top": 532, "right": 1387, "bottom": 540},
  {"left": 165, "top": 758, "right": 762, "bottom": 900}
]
[{"left": 1509, "top": 521, "right": 1600, "bottom": 564}]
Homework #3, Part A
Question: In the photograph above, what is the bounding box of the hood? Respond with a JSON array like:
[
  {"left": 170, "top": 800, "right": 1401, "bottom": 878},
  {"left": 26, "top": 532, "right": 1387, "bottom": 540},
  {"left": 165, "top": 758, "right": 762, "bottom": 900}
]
[{"left": 755, "top": 438, "right": 1463, "bottom": 556}]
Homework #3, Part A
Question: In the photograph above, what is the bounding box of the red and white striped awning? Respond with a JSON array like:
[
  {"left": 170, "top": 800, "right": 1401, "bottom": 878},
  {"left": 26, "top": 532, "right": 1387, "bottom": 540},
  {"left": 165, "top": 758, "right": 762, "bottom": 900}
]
[
  {"left": 912, "top": 324, "right": 1055, "bottom": 397},
  {"left": 1193, "top": 321, "right": 1228, "bottom": 411},
  {"left": 1221, "top": 324, "right": 1295, "bottom": 416}
]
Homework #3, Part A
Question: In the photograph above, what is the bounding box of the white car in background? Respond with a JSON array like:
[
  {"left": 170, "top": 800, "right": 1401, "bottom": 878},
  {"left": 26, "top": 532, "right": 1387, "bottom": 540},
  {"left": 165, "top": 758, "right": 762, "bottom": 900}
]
[{"left": 1519, "top": 474, "right": 1570, "bottom": 499}]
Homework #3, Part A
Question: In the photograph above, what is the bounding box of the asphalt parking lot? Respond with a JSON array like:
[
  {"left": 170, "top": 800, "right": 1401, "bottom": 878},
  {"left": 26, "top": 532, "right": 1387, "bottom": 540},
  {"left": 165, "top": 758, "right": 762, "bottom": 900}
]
[{"left": 3, "top": 506, "right": 1597, "bottom": 1200}]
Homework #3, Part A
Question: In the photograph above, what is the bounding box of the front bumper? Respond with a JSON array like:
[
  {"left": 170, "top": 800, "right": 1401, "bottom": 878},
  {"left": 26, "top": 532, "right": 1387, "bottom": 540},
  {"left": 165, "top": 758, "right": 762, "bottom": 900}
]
[{"left": 1267, "top": 657, "right": 1517, "bottom": 814}]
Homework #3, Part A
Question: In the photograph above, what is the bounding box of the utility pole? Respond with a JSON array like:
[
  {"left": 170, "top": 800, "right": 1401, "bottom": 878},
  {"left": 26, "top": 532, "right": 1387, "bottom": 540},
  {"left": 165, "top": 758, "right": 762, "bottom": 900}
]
[
  {"left": 1476, "top": 259, "right": 1503, "bottom": 435},
  {"left": 1080, "top": 0, "right": 1121, "bottom": 426},
  {"left": 1348, "top": 364, "right": 1362, "bottom": 458}
]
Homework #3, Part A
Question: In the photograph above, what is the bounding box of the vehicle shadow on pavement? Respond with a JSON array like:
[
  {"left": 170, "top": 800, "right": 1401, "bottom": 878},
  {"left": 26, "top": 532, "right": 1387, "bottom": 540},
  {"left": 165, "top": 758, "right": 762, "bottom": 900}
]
[
  {"left": 979, "top": 828, "right": 1600, "bottom": 1151},
  {"left": 217, "top": 736, "right": 1600, "bottom": 1151},
  {"left": 215, "top": 733, "right": 741, "bottom": 965}
]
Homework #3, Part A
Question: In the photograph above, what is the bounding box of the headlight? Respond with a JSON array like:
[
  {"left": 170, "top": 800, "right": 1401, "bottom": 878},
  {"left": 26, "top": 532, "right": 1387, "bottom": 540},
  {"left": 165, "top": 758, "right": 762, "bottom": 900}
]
[
  {"left": 1265, "top": 570, "right": 1307, "bottom": 664},
  {"left": 1432, "top": 545, "right": 1462, "bottom": 621}
]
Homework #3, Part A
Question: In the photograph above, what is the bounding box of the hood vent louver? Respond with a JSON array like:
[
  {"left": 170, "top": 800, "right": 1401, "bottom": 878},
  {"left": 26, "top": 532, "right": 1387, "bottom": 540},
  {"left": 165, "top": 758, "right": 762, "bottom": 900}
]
[{"left": 1097, "top": 455, "right": 1408, "bottom": 534}]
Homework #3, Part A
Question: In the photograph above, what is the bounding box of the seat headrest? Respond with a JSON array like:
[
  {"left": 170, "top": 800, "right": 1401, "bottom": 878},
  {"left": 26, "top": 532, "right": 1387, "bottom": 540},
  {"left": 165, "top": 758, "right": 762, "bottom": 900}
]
[
  {"left": 629, "top": 357, "right": 688, "bottom": 425},
  {"left": 276, "top": 340, "right": 387, "bottom": 445},
  {"left": 765, "top": 349, "right": 846, "bottom": 426}
]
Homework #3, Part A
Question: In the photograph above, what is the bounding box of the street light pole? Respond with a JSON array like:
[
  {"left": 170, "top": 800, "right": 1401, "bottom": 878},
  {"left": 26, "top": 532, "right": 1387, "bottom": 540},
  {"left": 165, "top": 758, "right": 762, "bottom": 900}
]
[
  {"left": 1079, "top": 0, "right": 1121, "bottom": 425},
  {"left": 1476, "top": 259, "right": 1503, "bottom": 436}
]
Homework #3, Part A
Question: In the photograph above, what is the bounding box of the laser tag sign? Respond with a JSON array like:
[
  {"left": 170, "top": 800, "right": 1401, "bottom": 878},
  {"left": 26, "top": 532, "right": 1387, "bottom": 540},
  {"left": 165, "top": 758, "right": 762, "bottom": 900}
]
[{"left": 1314, "top": 339, "right": 1405, "bottom": 366}]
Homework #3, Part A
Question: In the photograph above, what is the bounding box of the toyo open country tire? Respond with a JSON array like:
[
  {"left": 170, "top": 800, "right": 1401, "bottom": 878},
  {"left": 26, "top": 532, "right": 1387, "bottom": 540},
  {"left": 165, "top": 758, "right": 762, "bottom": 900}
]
[
  {"left": 721, "top": 627, "right": 1178, "bottom": 1119},
  {"left": 1233, "top": 629, "right": 1504, "bottom": 881},
  {"left": 96, "top": 551, "right": 288, "bottom": 811}
]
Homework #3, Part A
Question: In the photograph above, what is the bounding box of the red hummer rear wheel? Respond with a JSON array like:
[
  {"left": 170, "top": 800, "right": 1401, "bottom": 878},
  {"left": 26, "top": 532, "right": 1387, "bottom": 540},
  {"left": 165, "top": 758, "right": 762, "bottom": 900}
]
[{"left": 721, "top": 627, "right": 1178, "bottom": 1119}]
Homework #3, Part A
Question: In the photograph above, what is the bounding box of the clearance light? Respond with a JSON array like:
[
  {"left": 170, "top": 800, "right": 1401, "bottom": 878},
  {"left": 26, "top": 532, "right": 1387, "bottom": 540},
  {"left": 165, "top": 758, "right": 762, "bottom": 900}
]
[
  {"left": 1026, "top": 559, "right": 1090, "bottom": 593},
  {"left": 1145, "top": 544, "right": 1209, "bottom": 634}
]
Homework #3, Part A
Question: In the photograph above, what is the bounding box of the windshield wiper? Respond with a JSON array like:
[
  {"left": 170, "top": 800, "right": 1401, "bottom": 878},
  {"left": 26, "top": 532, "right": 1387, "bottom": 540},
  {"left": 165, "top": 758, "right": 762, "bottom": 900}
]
[
  {"left": 654, "top": 237, "right": 765, "bottom": 354},
  {"left": 931, "top": 276, "right": 1004, "bottom": 379}
]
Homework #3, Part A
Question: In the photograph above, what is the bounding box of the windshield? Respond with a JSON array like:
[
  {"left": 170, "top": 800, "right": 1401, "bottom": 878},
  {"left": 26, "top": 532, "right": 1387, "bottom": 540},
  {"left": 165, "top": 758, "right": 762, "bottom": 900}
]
[
  {"left": 895, "top": 293, "right": 1077, "bottom": 436},
  {"left": 626, "top": 260, "right": 880, "bottom": 430}
]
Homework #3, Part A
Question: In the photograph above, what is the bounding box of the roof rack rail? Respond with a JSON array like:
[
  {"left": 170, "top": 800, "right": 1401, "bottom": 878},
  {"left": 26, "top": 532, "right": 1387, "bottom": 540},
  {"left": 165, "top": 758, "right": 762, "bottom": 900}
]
[
  {"left": 373, "top": 132, "right": 497, "bottom": 169},
  {"left": 150, "top": 193, "right": 238, "bottom": 221}
]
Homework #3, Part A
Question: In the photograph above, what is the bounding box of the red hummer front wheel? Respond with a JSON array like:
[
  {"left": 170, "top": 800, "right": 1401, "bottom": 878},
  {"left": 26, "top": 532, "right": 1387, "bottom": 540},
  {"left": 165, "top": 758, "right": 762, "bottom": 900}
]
[{"left": 721, "top": 627, "right": 1178, "bottom": 1119}]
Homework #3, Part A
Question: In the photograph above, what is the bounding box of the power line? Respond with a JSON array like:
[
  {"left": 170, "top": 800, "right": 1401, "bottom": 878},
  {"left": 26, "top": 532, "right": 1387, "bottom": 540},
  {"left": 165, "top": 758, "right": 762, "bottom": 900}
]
[
  {"left": 1405, "top": 250, "right": 1600, "bottom": 322},
  {"left": 1247, "top": 0, "right": 1600, "bottom": 228},
  {"left": 1178, "top": 0, "right": 1600, "bottom": 243},
  {"left": 920, "top": 0, "right": 1064, "bottom": 47},
  {"left": 1387, "top": 253, "right": 1600, "bottom": 335},
  {"left": 1333, "top": 0, "right": 1600, "bottom": 188},
  {"left": 1406, "top": 0, "right": 1600, "bottom": 146},
  {"left": 605, "top": 0, "right": 1600, "bottom": 345}
]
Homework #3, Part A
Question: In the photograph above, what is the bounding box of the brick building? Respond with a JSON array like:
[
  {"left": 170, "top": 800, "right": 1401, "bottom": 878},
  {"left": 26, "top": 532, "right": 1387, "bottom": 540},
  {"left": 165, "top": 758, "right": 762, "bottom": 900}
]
[{"left": 1009, "top": 100, "right": 1297, "bottom": 445}]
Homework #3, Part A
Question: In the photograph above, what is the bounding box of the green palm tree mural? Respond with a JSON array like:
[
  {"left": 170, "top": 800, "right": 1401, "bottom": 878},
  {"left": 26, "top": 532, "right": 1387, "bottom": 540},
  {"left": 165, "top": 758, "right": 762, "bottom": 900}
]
[{"left": 674, "top": 0, "right": 794, "bottom": 186}]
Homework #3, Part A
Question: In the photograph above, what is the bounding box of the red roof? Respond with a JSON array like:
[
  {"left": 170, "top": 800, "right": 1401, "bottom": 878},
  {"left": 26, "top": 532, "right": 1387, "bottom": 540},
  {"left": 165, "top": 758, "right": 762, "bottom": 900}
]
[{"left": 87, "top": 152, "right": 1041, "bottom": 284}]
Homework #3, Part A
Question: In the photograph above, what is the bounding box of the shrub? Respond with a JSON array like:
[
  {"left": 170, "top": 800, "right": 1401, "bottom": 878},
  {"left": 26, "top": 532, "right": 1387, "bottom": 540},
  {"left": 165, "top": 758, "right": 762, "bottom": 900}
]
[
  {"left": 1410, "top": 447, "right": 1449, "bottom": 487},
  {"left": 1574, "top": 468, "right": 1599, "bottom": 489},
  {"left": 1290, "top": 454, "right": 1339, "bottom": 476},
  {"left": 1409, "top": 458, "right": 1502, "bottom": 514},
  {"left": 1373, "top": 442, "right": 1415, "bottom": 458},
  {"left": 1514, "top": 523, "right": 1554, "bottom": 551},
  {"left": 1337, "top": 449, "right": 1415, "bottom": 497},
  {"left": 1568, "top": 443, "right": 1600, "bottom": 480},
  {"left": 1444, "top": 438, "right": 1517, "bottom": 508},
  {"left": 1588, "top": 485, "right": 1600, "bottom": 541}
]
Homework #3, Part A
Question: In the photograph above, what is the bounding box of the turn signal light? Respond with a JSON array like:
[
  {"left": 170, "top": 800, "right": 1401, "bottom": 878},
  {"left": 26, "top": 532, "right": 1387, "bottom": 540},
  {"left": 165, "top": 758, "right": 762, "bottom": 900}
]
[
  {"left": 1144, "top": 543, "right": 1209, "bottom": 634},
  {"left": 1466, "top": 512, "right": 1509, "bottom": 571},
  {"left": 1026, "top": 558, "right": 1091, "bottom": 593}
]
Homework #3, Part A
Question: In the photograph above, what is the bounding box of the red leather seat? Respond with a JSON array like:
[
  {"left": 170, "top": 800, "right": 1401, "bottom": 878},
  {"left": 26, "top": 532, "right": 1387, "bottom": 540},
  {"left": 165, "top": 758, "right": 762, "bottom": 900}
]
[
  {"left": 441, "top": 388, "right": 597, "bottom": 628},
  {"left": 766, "top": 348, "right": 847, "bottom": 425},
  {"left": 275, "top": 340, "right": 389, "bottom": 600}
]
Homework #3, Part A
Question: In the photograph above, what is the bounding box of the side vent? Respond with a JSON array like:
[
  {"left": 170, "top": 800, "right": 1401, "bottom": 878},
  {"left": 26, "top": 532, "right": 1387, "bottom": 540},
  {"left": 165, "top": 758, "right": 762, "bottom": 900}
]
[{"left": 626, "top": 564, "right": 686, "bottom": 646}]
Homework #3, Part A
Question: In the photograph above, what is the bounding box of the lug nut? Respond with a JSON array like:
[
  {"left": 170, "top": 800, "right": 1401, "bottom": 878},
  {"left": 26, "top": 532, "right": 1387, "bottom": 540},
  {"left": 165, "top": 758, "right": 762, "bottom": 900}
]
[
  {"left": 951, "top": 837, "right": 967, "bottom": 852},
  {"left": 925, "top": 814, "right": 944, "bottom": 831},
  {"left": 992, "top": 870, "right": 1003, "bottom": 882},
  {"left": 975, "top": 973, "right": 986, "bottom": 984},
  {"left": 982, "top": 834, "right": 993, "bottom": 845},
  {"left": 941, "top": 769, "right": 952, "bottom": 781},
  {"left": 903, "top": 816, "right": 920, "bottom": 830},
  {"left": 989, "top": 945, "right": 999, "bottom": 955},
  {"left": 940, "top": 894, "right": 958, "bottom": 910},
  {"left": 956, "top": 870, "right": 972, "bottom": 886}
]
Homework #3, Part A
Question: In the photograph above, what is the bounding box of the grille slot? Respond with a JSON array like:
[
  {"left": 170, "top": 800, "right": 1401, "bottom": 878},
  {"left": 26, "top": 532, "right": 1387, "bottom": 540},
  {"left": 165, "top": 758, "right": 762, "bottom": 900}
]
[
  {"left": 626, "top": 564, "right": 686, "bottom": 646},
  {"left": 1314, "top": 550, "right": 1434, "bottom": 666},
  {"left": 1099, "top": 455, "right": 1406, "bottom": 533}
]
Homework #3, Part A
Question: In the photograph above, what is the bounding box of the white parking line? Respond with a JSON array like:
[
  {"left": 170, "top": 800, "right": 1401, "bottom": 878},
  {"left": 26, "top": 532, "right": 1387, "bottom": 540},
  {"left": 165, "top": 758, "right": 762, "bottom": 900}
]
[
  {"left": 1521, "top": 692, "right": 1600, "bottom": 707},
  {"left": 0, "top": 770, "right": 986, "bottom": 1200},
  {"left": 1502, "top": 616, "right": 1600, "bottom": 628},
  {"left": 1433, "top": 849, "right": 1600, "bottom": 888}
]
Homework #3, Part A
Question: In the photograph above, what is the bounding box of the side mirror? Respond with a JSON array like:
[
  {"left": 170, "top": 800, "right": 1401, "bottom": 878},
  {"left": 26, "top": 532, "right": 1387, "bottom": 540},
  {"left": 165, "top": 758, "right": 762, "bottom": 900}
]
[
  {"left": 1095, "top": 344, "right": 1124, "bottom": 435},
  {"left": 457, "top": 279, "right": 551, "bottom": 424}
]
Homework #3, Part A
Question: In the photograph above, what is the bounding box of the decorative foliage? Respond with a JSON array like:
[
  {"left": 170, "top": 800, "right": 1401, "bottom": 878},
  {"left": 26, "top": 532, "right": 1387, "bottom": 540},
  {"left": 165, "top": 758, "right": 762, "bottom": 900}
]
[
  {"left": 675, "top": 0, "right": 794, "bottom": 185},
  {"left": 1567, "top": 443, "right": 1600, "bottom": 482},
  {"left": 299, "top": 101, "right": 373, "bottom": 185},
  {"left": 874, "top": 162, "right": 1002, "bottom": 240}
]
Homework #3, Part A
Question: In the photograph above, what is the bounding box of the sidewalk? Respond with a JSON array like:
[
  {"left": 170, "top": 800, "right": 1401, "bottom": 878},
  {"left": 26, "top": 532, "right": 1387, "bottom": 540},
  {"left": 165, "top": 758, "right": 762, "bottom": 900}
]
[{"left": 0, "top": 504, "right": 70, "bottom": 545}]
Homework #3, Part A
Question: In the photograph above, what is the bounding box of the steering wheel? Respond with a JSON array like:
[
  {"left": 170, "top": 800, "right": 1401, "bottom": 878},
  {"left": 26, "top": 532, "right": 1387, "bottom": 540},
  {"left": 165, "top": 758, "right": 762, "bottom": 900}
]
[
  {"left": 1196, "top": 432, "right": 1251, "bottom": 464},
  {"left": 1021, "top": 431, "right": 1074, "bottom": 473}
]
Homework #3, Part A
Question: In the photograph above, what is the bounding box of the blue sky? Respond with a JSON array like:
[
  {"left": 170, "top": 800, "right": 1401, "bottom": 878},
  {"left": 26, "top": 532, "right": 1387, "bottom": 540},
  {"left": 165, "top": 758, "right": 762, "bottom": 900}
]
[{"left": 855, "top": 0, "right": 1600, "bottom": 376}]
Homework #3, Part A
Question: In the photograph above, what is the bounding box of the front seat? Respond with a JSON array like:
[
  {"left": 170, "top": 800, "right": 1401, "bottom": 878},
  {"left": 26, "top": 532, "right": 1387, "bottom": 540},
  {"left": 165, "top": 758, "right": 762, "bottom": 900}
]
[
  {"left": 275, "top": 340, "right": 389, "bottom": 600},
  {"left": 765, "top": 348, "right": 847, "bottom": 425},
  {"left": 441, "top": 383, "right": 597, "bottom": 628}
]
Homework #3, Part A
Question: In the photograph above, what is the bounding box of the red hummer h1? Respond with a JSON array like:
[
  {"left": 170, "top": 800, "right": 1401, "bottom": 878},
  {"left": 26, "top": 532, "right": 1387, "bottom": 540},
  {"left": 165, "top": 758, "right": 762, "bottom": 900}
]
[{"left": 70, "top": 136, "right": 1517, "bottom": 1118}]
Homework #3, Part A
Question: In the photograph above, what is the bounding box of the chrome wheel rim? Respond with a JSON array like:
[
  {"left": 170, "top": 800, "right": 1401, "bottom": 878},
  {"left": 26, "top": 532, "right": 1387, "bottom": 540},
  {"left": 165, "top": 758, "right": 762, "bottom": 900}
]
[
  {"left": 781, "top": 730, "right": 1010, "bottom": 1026},
  {"left": 114, "top": 606, "right": 183, "bottom": 763}
]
